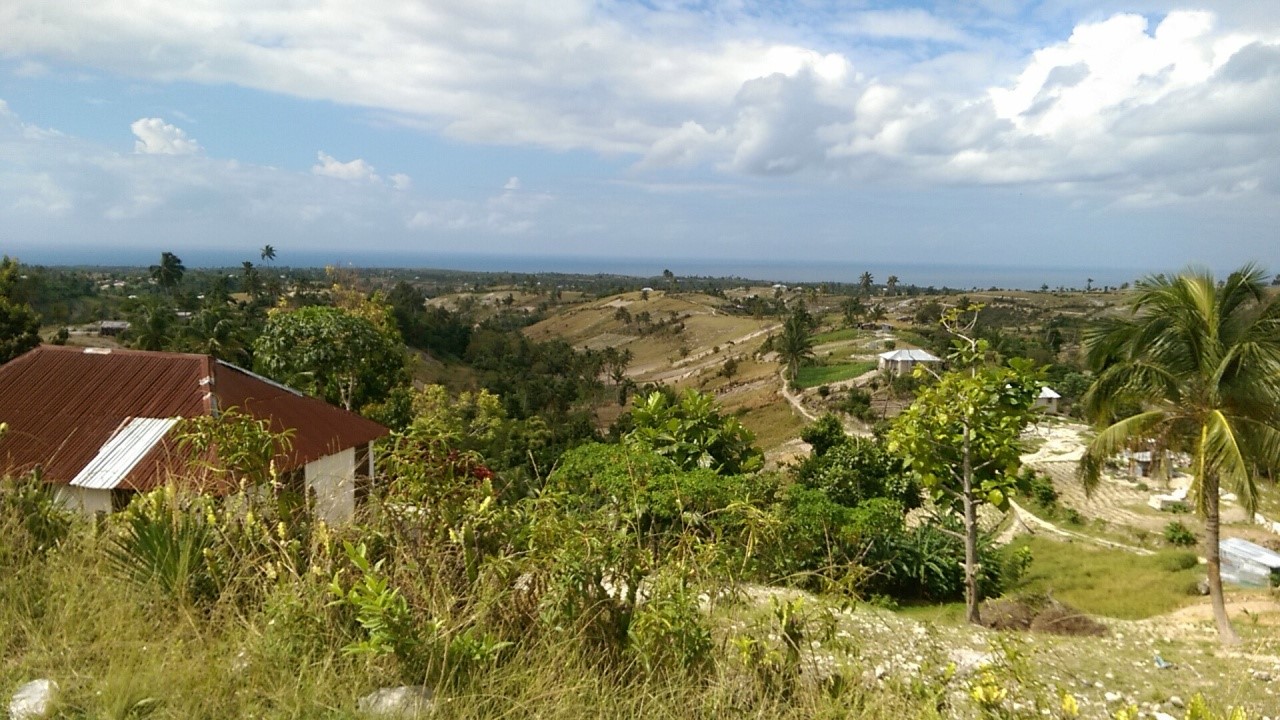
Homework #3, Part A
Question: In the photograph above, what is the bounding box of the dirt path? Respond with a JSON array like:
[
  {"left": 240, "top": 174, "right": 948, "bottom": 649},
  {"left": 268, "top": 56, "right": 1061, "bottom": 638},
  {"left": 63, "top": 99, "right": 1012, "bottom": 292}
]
[{"left": 998, "top": 499, "right": 1156, "bottom": 555}]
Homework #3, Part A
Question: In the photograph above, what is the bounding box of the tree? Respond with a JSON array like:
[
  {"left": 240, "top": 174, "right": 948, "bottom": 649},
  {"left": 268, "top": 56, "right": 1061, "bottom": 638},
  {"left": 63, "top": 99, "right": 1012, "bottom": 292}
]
[
  {"left": 886, "top": 275, "right": 899, "bottom": 296},
  {"left": 127, "top": 299, "right": 176, "bottom": 351},
  {"left": 184, "top": 305, "right": 249, "bottom": 364},
  {"left": 149, "top": 252, "right": 185, "bottom": 293},
  {"left": 260, "top": 245, "right": 276, "bottom": 264},
  {"left": 241, "top": 261, "right": 262, "bottom": 299},
  {"left": 841, "top": 296, "right": 865, "bottom": 326},
  {"left": 776, "top": 310, "right": 815, "bottom": 384},
  {"left": 1078, "top": 265, "right": 1280, "bottom": 644},
  {"left": 0, "top": 297, "right": 40, "bottom": 364},
  {"left": 253, "top": 305, "right": 407, "bottom": 412},
  {"left": 888, "top": 360, "right": 1041, "bottom": 625},
  {"left": 859, "top": 271, "right": 874, "bottom": 297},
  {"left": 626, "top": 390, "right": 763, "bottom": 475}
]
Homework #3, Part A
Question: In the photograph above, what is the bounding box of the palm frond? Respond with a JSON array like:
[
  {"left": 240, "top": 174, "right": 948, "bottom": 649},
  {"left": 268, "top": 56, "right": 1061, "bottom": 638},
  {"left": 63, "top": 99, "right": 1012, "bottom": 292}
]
[
  {"left": 1077, "top": 410, "right": 1168, "bottom": 494},
  {"left": 1202, "top": 410, "right": 1257, "bottom": 516}
]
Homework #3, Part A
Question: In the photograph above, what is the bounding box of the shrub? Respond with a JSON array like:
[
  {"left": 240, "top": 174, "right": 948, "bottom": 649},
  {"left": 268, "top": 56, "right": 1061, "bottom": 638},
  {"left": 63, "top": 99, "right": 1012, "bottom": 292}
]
[
  {"left": 1164, "top": 521, "right": 1197, "bottom": 548},
  {"left": 106, "top": 487, "right": 217, "bottom": 606},
  {"left": 0, "top": 472, "right": 73, "bottom": 560},
  {"left": 1157, "top": 549, "right": 1199, "bottom": 571}
]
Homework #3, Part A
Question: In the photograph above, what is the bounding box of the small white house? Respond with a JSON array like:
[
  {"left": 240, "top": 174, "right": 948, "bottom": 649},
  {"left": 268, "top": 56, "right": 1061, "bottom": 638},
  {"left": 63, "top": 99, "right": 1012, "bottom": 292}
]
[
  {"left": 0, "top": 346, "right": 387, "bottom": 524},
  {"left": 877, "top": 348, "right": 942, "bottom": 375},
  {"left": 1035, "top": 386, "right": 1061, "bottom": 414}
]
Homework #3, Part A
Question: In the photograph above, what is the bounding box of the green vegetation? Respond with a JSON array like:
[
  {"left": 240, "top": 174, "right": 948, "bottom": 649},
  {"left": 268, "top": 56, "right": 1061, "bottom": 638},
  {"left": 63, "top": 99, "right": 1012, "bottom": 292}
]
[
  {"left": 793, "top": 360, "right": 876, "bottom": 389},
  {"left": 1008, "top": 537, "right": 1201, "bottom": 619}
]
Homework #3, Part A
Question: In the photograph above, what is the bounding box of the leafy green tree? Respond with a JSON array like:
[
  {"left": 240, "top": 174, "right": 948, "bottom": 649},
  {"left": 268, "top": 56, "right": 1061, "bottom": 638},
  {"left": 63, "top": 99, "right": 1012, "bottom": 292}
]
[
  {"left": 253, "top": 305, "right": 407, "bottom": 412},
  {"left": 886, "top": 275, "right": 899, "bottom": 296},
  {"left": 260, "top": 244, "right": 276, "bottom": 264},
  {"left": 1079, "top": 265, "right": 1280, "bottom": 644},
  {"left": 0, "top": 296, "right": 40, "bottom": 364},
  {"left": 626, "top": 390, "right": 763, "bottom": 475},
  {"left": 149, "top": 252, "right": 185, "bottom": 293},
  {"left": 776, "top": 311, "right": 814, "bottom": 384},
  {"left": 0, "top": 256, "right": 40, "bottom": 364},
  {"left": 888, "top": 359, "right": 1041, "bottom": 624},
  {"left": 796, "top": 418, "right": 921, "bottom": 511}
]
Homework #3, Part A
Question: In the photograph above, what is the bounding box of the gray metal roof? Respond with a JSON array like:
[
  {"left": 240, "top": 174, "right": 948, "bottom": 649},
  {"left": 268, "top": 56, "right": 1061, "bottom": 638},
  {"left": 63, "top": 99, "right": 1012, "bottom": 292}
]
[
  {"left": 1221, "top": 537, "right": 1280, "bottom": 570},
  {"left": 878, "top": 348, "right": 941, "bottom": 362},
  {"left": 69, "top": 417, "right": 179, "bottom": 490}
]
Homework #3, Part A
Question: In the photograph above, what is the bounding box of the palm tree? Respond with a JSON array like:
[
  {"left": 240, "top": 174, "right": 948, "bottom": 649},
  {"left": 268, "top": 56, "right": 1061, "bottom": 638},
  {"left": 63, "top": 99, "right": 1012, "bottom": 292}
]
[
  {"left": 859, "top": 271, "right": 874, "bottom": 297},
  {"left": 185, "top": 306, "right": 248, "bottom": 364},
  {"left": 261, "top": 245, "right": 276, "bottom": 264},
  {"left": 149, "top": 252, "right": 185, "bottom": 294},
  {"left": 1079, "top": 265, "right": 1280, "bottom": 644},
  {"left": 242, "top": 261, "right": 262, "bottom": 298},
  {"left": 886, "top": 275, "right": 899, "bottom": 296},
  {"left": 129, "top": 300, "right": 175, "bottom": 351},
  {"left": 777, "top": 311, "right": 815, "bottom": 385}
]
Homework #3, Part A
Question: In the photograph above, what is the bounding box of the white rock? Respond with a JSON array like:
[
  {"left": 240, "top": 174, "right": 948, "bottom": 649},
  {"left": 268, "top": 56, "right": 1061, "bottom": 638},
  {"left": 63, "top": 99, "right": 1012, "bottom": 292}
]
[
  {"left": 9, "top": 679, "right": 57, "bottom": 720},
  {"left": 1169, "top": 696, "right": 1185, "bottom": 708},
  {"left": 357, "top": 686, "right": 434, "bottom": 717},
  {"left": 1104, "top": 692, "right": 1123, "bottom": 703},
  {"left": 1155, "top": 713, "right": 1177, "bottom": 720}
]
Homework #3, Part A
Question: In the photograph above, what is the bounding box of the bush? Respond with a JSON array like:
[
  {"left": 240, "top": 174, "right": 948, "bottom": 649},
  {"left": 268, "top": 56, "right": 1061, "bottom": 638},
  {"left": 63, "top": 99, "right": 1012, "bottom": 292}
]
[
  {"left": 1157, "top": 549, "right": 1199, "bottom": 571},
  {"left": 1164, "top": 521, "right": 1197, "bottom": 548}
]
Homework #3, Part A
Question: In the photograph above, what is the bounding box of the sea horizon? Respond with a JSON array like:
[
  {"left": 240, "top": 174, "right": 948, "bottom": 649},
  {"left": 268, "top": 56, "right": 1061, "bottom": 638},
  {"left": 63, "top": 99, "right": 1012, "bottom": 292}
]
[{"left": 12, "top": 247, "right": 1169, "bottom": 291}]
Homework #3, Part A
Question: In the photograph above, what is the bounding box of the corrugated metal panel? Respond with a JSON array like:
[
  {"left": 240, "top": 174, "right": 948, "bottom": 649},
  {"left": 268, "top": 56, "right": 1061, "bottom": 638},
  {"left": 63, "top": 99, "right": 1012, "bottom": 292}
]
[
  {"left": 878, "top": 348, "right": 941, "bottom": 362},
  {"left": 70, "top": 417, "right": 179, "bottom": 489},
  {"left": 214, "top": 361, "right": 388, "bottom": 469},
  {"left": 0, "top": 345, "right": 388, "bottom": 495}
]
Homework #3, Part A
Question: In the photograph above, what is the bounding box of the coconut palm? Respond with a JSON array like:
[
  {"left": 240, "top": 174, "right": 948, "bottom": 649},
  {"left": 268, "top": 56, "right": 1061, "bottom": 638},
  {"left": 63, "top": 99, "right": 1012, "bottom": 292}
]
[
  {"left": 149, "top": 252, "right": 185, "bottom": 294},
  {"left": 777, "top": 311, "right": 815, "bottom": 384},
  {"left": 1079, "top": 265, "right": 1280, "bottom": 644},
  {"left": 886, "top": 275, "right": 899, "bottom": 296},
  {"left": 261, "top": 244, "right": 276, "bottom": 264},
  {"left": 858, "top": 271, "right": 874, "bottom": 297}
]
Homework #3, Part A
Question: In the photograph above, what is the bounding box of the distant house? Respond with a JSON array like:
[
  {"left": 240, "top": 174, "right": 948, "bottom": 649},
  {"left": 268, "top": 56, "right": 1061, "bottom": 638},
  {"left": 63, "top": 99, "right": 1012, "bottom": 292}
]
[
  {"left": 98, "top": 320, "right": 130, "bottom": 337},
  {"left": 877, "top": 348, "right": 941, "bottom": 375},
  {"left": 1035, "top": 386, "right": 1061, "bottom": 414},
  {"left": 1220, "top": 538, "right": 1280, "bottom": 588},
  {"left": 0, "top": 346, "right": 388, "bottom": 523}
]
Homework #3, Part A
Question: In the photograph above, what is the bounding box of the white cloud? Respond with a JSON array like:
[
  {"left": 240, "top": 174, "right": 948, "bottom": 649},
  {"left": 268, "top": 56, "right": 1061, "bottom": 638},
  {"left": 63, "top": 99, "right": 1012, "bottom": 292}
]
[
  {"left": 3, "top": 2, "right": 1280, "bottom": 213},
  {"left": 312, "top": 152, "right": 379, "bottom": 182},
  {"left": 390, "top": 173, "right": 412, "bottom": 190},
  {"left": 131, "top": 117, "right": 201, "bottom": 155},
  {"left": 502, "top": 176, "right": 521, "bottom": 191}
]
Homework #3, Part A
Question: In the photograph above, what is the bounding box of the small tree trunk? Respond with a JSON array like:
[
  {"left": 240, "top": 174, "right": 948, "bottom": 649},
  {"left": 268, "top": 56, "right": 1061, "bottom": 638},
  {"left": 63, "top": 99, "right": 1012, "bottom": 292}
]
[
  {"left": 1204, "top": 476, "right": 1240, "bottom": 645},
  {"left": 962, "top": 423, "right": 981, "bottom": 625}
]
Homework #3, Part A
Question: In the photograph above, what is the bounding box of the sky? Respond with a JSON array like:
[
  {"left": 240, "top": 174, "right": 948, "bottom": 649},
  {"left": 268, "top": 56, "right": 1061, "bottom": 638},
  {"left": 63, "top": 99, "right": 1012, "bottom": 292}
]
[{"left": 2, "top": 0, "right": 1279, "bottom": 280}]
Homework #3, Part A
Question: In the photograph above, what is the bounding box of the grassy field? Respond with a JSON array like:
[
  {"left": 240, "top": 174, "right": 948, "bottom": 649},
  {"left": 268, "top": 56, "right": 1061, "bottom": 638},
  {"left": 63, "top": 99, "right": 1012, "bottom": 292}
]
[
  {"left": 1007, "top": 536, "right": 1202, "bottom": 619},
  {"left": 794, "top": 361, "right": 877, "bottom": 390},
  {"left": 811, "top": 327, "right": 861, "bottom": 345}
]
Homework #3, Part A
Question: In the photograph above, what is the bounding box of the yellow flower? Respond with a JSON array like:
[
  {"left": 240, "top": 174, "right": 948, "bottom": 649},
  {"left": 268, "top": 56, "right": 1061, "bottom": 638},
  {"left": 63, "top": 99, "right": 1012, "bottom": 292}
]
[{"left": 1060, "top": 693, "right": 1079, "bottom": 718}]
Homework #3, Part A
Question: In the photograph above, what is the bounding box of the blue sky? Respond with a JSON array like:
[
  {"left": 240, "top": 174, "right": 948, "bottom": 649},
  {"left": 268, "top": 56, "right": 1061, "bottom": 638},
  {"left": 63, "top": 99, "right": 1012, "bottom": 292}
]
[{"left": 2, "top": 0, "right": 1279, "bottom": 279}]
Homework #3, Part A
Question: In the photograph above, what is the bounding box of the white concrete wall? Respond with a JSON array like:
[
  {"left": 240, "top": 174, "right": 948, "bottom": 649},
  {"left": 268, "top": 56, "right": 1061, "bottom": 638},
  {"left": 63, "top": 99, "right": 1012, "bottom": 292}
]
[
  {"left": 305, "top": 447, "right": 355, "bottom": 524},
  {"left": 54, "top": 485, "right": 112, "bottom": 516}
]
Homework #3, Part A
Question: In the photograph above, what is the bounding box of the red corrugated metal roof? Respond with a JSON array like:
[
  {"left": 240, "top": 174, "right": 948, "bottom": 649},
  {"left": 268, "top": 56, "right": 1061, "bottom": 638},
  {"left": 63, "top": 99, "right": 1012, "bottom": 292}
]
[{"left": 0, "top": 345, "right": 388, "bottom": 493}]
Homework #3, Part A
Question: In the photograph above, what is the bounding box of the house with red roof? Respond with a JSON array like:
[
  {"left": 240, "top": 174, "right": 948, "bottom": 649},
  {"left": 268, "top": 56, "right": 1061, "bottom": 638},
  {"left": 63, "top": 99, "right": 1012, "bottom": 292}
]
[{"left": 0, "top": 345, "right": 388, "bottom": 523}]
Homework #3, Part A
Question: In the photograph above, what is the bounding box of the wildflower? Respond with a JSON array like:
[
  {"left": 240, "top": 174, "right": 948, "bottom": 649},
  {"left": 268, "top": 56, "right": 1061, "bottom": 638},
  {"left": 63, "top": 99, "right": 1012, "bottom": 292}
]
[{"left": 1060, "top": 692, "right": 1079, "bottom": 718}]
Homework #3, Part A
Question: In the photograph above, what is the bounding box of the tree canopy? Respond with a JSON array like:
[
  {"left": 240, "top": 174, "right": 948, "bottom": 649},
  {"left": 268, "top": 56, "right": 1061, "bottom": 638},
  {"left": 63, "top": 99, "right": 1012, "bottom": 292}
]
[{"left": 253, "top": 305, "right": 407, "bottom": 413}]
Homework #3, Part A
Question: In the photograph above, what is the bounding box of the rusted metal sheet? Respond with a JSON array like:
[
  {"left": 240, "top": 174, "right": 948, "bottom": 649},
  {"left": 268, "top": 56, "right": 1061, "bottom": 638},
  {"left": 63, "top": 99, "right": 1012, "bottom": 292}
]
[{"left": 0, "top": 346, "right": 389, "bottom": 494}]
